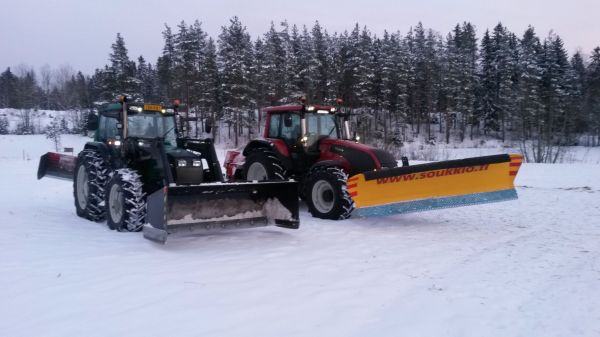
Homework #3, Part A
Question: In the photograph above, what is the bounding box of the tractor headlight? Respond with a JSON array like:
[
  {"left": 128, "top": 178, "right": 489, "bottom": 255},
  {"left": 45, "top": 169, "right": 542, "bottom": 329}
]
[
  {"left": 177, "top": 159, "right": 187, "bottom": 167},
  {"left": 192, "top": 159, "right": 202, "bottom": 167}
]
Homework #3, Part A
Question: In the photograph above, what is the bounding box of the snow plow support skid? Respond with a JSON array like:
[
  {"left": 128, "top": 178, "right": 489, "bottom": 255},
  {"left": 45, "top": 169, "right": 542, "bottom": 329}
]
[{"left": 348, "top": 154, "right": 522, "bottom": 216}]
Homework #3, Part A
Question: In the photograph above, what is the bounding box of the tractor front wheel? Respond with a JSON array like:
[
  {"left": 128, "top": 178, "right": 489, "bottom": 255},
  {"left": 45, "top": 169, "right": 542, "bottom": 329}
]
[
  {"left": 305, "top": 167, "right": 355, "bottom": 220},
  {"left": 105, "top": 169, "right": 146, "bottom": 232}
]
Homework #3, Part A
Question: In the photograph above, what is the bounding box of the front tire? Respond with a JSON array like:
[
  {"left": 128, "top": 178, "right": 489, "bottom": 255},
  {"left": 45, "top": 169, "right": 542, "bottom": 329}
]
[
  {"left": 304, "top": 167, "right": 355, "bottom": 220},
  {"left": 74, "top": 150, "right": 108, "bottom": 221},
  {"left": 243, "top": 148, "right": 286, "bottom": 181},
  {"left": 105, "top": 169, "right": 146, "bottom": 232}
]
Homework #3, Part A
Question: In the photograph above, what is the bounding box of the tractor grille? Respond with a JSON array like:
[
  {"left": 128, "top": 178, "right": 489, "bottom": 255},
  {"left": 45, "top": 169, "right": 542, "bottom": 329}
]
[
  {"left": 372, "top": 149, "right": 398, "bottom": 168},
  {"left": 332, "top": 146, "right": 376, "bottom": 176}
]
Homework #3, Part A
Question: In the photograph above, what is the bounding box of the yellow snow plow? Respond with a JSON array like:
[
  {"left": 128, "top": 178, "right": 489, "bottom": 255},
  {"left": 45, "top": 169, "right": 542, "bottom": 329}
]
[{"left": 348, "top": 154, "right": 522, "bottom": 217}]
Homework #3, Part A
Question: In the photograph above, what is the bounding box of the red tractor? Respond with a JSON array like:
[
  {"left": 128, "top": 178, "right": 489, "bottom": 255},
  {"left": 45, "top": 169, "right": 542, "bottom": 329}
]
[{"left": 224, "top": 103, "right": 400, "bottom": 220}]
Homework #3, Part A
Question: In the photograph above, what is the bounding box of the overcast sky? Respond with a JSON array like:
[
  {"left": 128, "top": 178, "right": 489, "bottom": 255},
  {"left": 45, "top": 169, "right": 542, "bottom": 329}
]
[{"left": 1, "top": 0, "right": 599, "bottom": 75}]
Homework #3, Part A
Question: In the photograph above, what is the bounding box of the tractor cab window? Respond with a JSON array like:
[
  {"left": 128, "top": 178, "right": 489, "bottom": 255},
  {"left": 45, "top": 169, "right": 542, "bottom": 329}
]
[
  {"left": 268, "top": 114, "right": 280, "bottom": 138},
  {"left": 97, "top": 115, "right": 118, "bottom": 141},
  {"left": 305, "top": 113, "right": 339, "bottom": 146},
  {"left": 268, "top": 113, "right": 301, "bottom": 144},
  {"left": 280, "top": 113, "right": 301, "bottom": 143},
  {"left": 127, "top": 114, "right": 177, "bottom": 146}
]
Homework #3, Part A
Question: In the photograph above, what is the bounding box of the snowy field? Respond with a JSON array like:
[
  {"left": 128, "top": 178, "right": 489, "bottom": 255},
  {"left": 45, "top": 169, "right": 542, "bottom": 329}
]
[{"left": 1, "top": 135, "right": 599, "bottom": 337}]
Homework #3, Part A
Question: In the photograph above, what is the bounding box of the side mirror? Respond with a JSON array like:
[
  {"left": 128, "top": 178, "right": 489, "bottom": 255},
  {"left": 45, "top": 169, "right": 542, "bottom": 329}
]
[
  {"left": 204, "top": 120, "right": 212, "bottom": 134},
  {"left": 284, "top": 115, "right": 293, "bottom": 128},
  {"left": 87, "top": 113, "right": 99, "bottom": 131}
]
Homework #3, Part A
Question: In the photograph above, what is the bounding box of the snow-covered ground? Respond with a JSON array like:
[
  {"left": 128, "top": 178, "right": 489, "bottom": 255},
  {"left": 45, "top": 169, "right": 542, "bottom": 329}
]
[{"left": 1, "top": 135, "right": 599, "bottom": 337}]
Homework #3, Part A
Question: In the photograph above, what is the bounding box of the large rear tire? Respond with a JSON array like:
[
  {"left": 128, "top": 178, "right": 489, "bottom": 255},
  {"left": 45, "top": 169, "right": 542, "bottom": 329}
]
[
  {"left": 105, "top": 169, "right": 146, "bottom": 232},
  {"left": 243, "top": 148, "right": 286, "bottom": 181},
  {"left": 304, "top": 167, "right": 355, "bottom": 220},
  {"left": 74, "top": 150, "right": 108, "bottom": 221}
]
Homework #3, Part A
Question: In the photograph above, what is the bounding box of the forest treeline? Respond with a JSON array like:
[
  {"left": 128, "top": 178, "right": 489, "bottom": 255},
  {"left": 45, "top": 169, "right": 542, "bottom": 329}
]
[{"left": 1, "top": 18, "right": 599, "bottom": 158}]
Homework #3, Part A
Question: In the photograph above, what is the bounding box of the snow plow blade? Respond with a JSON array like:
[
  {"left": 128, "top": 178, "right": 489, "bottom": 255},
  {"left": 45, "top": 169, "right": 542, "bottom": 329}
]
[
  {"left": 348, "top": 154, "right": 523, "bottom": 217},
  {"left": 37, "top": 152, "right": 76, "bottom": 180},
  {"left": 143, "top": 180, "right": 300, "bottom": 243}
]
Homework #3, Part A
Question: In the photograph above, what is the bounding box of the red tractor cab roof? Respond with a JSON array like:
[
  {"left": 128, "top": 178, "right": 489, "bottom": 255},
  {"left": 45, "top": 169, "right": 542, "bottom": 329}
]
[{"left": 262, "top": 104, "right": 337, "bottom": 114}]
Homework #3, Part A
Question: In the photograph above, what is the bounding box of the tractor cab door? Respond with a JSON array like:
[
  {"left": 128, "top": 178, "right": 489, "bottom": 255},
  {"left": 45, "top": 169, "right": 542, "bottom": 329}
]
[
  {"left": 97, "top": 114, "right": 120, "bottom": 142},
  {"left": 268, "top": 112, "right": 318, "bottom": 173},
  {"left": 280, "top": 113, "right": 302, "bottom": 148}
]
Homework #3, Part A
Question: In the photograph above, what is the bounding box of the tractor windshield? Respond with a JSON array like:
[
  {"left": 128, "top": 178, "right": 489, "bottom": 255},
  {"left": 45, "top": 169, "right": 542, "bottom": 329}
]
[
  {"left": 306, "top": 113, "right": 340, "bottom": 141},
  {"left": 127, "top": 114, "right": 177, "bottom": 146}
]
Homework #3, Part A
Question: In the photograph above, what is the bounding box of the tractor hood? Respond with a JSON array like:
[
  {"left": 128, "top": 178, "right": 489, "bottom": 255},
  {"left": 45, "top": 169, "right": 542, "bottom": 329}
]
[
  {"left": 319, "top": 139, "right": 398, "bottom": 175},
  {"left": 166, "top": 148, "right": 204, "bottom": 185},
  {"left": 166, "top": 148, "right": 198, "bottom": 161}
]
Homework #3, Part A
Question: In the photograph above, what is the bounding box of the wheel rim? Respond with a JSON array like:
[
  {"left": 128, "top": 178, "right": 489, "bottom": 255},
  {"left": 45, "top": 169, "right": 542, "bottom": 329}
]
[
  {"left": 109, "top": 183, "right": 124, "bottom": 223},
  {"left": 76, "top": 165, "right": 89, "bottom": 210},
  {"left": 247, "top": 162, "right": 268, "bottom": 180},
  {"left": 312, "top": 180, "right": 335, "bottom": 214}
]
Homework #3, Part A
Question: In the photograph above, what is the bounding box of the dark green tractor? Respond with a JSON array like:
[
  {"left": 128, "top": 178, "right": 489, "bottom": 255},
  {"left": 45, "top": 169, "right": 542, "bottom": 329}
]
[{"left": 38, "top": 97, "right": 299, "bottom": 243}]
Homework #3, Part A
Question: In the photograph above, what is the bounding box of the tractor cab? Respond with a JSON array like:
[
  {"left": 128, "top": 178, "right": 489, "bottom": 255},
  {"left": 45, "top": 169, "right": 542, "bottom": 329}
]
[
  {"left": 91, "top": 99, "right": 179, "bottom": 148},
  {"left": 263, "top": 104, "right": 356, "bottom": 153}
]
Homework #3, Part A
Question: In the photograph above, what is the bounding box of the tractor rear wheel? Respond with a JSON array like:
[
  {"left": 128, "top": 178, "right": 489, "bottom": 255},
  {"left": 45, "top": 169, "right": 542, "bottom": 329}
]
[
  {"left": 73, "top": 150, "right": 108, "bottom": 221},
  {"left": 243, "top": 148, "right": 286, "bottom": 181},
  {"left": 305, "top": 167, "right": 355, "bottom": 220},
  {"left": 105, "top": 169, "right": 146, "bottom": 232}
]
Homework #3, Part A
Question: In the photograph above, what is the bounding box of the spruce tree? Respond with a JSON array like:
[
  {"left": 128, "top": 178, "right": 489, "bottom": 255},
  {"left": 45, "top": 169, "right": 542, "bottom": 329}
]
[
  {"left": 516, "top": 26, "right": 543, "bottom": 140},
  {"left": 253, "top": 37, "right": 268, "bottom": 109},
  {"left": 263, "top": 22, "right": 291, "bottom": 104},
  {"left": 356, "top": 26, "right": 375, "bottom": 110},
  {"left": 157, "top": 25, "right": 176, "bottom": 101},
  {"left": 524, "top": 33, "right": 571, "bottom": 162},
  {"left": 218, "top": 16, "right": 254, "bottom": 146},
  {"left": 288, "top": 24, "right": 312, "bottom": 99},
  {"left": 566, "top": 52, "right": 587, "bottom": 135},
  {"left": 310, "top": 21, "right": 331, "bottom": 102},
  {"left": 0, "top": 116, "right": 9, "bottom": 134},
  {"left": 478, "top": 24, "right": 515, "bottom": 141},
  {"left": 137, "top": 56, "right": 158, "bottom": 102},
  {"left": 585, "top": 47, "right": 600, "bottom": 145},
  {"left": 458, "top": 22, "right": 479, "bottom": 140},
  {"left": 16, "top": 69, "right": 39, "bottom": 110},
  {"left": 108, "top": 33, "right": 139, "bottom": 100},
  {"left": 174, "top": 21, "right": 200, "bottom": 108},
  {"left": 198, "top": 38, "right": 221, "bottom": 138},
  {"left": 0, "top": 68, "right": 18, "bottom": 108}
]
